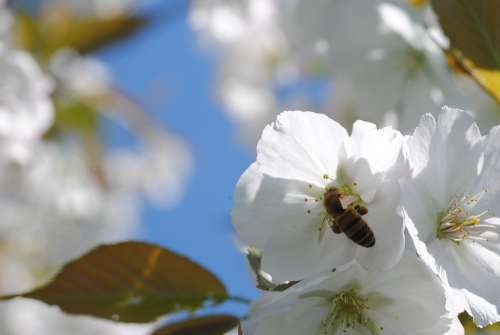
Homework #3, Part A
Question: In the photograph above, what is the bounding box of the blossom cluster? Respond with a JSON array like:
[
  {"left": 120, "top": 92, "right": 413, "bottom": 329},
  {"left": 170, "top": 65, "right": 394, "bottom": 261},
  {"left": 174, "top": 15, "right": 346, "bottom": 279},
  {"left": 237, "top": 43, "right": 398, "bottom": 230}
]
[
  {"left": 0, "top": 2, "right": 190, "bottom": 334},
  {"left": 190, "top": 0, "right": 500, "bottom": 147},
  {"left": 233, "top": 107, "right": 500, "bottom": 334}
]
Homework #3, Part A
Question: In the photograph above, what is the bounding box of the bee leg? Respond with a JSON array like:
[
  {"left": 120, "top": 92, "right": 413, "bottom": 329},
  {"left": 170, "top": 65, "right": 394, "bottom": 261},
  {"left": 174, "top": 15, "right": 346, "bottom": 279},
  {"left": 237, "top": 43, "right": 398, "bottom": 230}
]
[
  {"left": 354, "top": 204, "right": 368, "bottom": 216},
  {"left": 330, "top": 220, "right": 342, "bottom": 234}
]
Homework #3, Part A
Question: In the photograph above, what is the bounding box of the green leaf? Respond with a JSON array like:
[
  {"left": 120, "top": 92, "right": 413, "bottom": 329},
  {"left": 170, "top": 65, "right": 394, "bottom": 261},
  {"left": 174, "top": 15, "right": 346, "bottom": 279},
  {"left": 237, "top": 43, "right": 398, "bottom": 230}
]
[
  {"left": 432, "top": 0, "right": 500, "bottom": 69},
  {"left": 0, "top": 242, "right": 228, "bottom": 323},
  {"left": 151, "top": 315, "right": 239, "bottom": 335}
]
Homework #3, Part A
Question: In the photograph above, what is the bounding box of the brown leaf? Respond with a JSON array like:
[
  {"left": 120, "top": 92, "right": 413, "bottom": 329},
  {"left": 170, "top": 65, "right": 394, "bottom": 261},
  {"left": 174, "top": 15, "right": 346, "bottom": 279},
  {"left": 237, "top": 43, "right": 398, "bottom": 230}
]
[
  {"left": 432, "top": 0, "right": 500, "bottom": 69},
  {"left": 1, "top": 242, "right": 228, "bottom": 323},
  {"left": 151, "top": 315, "right": 239, "bottom": 335}
]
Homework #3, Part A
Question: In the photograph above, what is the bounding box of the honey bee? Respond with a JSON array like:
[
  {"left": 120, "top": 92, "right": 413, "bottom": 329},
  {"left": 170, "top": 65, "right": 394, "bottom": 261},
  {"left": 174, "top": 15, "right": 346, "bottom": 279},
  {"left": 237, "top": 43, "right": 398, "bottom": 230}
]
[{"left": 319, "top": 187, "right": 375, "bottom": 248}]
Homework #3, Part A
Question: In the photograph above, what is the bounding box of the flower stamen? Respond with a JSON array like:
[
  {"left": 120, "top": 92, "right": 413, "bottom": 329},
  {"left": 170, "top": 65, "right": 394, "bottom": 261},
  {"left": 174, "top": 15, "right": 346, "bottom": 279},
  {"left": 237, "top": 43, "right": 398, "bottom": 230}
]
[
  {"left": 320, "top": 286, "right": 374, "bottom": 334},
  {"left": 437, "top": 189, "right": 490, "bottom": 243}
]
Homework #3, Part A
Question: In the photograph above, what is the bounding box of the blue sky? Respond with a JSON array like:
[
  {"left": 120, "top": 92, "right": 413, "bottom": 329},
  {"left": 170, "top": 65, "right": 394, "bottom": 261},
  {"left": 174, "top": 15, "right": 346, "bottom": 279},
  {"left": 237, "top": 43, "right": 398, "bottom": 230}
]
[{"left": 98, "top": 2, "right": 258, "bottom": 317}]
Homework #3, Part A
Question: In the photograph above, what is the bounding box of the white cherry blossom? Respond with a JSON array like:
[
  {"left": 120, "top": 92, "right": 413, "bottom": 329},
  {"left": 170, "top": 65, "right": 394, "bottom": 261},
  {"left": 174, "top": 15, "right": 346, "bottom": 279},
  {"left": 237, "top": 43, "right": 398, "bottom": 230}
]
[
  {"left": 402, "top": 106, "right": 500, "bottom": 327},
  {"left": 242, "top": 252, "right": 461, "bottom": 335},
  {"left": 233, "top": 111, "right": 405, "bottom": 281}
]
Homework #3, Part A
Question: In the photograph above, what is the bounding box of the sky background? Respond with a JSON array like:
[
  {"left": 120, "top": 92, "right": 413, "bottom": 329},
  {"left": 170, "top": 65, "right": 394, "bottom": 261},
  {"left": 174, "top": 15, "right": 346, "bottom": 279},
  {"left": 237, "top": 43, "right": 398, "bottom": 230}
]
[{"left": 98, "top": 1, "right": 258, "bottom": 318}]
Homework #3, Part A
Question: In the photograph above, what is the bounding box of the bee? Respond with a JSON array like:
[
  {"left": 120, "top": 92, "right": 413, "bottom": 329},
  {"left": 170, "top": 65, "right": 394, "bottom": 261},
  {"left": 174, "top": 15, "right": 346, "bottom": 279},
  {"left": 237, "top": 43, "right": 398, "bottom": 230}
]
[{"left": 319, "top": 187, "right": 375, "bottom": 248}]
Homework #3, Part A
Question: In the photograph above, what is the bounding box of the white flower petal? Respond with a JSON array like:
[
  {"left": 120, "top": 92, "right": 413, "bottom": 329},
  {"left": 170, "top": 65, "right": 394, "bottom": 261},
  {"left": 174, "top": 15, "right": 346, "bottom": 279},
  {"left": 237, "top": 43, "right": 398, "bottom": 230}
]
[
  {"left": 233, "top": 162, "right": 321, "bottom": 249},
  {"left": 257, "top": 111, "right": 348, "bottom": 185},
  {"left": 361, "top": 252, "right": 447, "bottom": 331},
  {"left": 356, "top": 180, "right": 405, "bottom": 271},
  {"left": 348, "top": 120, "right": 403, "bottom": 174},
  {"left": 262, "top": 223, "right": 356, "bottom": 282}
]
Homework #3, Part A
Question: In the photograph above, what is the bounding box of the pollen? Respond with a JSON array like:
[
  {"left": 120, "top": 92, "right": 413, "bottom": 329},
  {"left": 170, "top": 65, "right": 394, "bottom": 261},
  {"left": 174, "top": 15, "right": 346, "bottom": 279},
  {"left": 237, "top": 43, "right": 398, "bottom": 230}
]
[{"left": 437, "top": 190, "right": 490, "bottom": 243}]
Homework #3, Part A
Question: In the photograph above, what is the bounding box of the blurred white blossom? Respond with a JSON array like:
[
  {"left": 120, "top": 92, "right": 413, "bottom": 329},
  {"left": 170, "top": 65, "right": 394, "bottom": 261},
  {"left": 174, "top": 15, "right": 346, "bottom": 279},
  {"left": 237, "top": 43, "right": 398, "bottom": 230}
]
[
  {"left": 0, "top": 300, "right": 152, "bottom": 335},
  {"left": 106, "top": 131, "right": 192, "bottom": 208},
  {"left": 49, "top": 48, "right": 112, "bottom": 98},
  {"left": 191, "top": 0, "right": 497, "bottom": 146},
  {"left": 0, "top": 8, "right": 13, "bottom": 43},
  {"left": 0, "top": 3, "right": 190, "bottom": 334},
  {"left": 0, "top": 47, "right": 54, "bottom": 162},
  {"left": 191, "top": 0, "right": 299, "bottom": 146}
]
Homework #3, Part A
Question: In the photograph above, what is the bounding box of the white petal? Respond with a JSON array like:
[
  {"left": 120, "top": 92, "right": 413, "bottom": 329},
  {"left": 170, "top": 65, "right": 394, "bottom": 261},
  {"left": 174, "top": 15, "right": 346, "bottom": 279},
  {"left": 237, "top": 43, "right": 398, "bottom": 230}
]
[
  {"left": 428, "top": 239, "right": 500, "bottom": 326},
  {"left": 404, "top": 113, "right": 436, "bottom": 176},
  {"left": 257, "top": 111, "right": 348, "bottom": 185},
  {"left": 233, "top": 162, "right": 321, "bottom": 249},
  {"left": 232, "top": 163, "right": 273, "bottom": 248},
  {"left": 348, "top": 120, "right": 403, "bottom": 174},
  {"left": 243, "top": 296, "right": 326, "bottom": 335},
  {"left": 405, "top": 107, "right": 483, "bottom": 208},
  {"left": 400, "top": 178, "right": 441, "bottom": 243},
  {"left": 476, "top": 125, "right": 500, "bottom": 193},
  {"left": 262, "top": 222, "right": 356, "bottom": 282},
  {"left": 356, "top": 180, "right": 405, "bottom": 270},
  {"left": 363, "top": 252, "right": 447, "bottom": 331}
]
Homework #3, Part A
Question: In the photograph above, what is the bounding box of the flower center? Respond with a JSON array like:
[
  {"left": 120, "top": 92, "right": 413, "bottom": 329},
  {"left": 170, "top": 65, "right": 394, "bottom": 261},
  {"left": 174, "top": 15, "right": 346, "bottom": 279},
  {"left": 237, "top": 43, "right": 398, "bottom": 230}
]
[
  {"left": 300, "top": 282, "right": 389, "bottom": 335},
  {"left": 437, "top": 190, "right": 489, "bottom": 243},
  {"left": 321, "top": 288, "right": 369, "bottom": 334}
]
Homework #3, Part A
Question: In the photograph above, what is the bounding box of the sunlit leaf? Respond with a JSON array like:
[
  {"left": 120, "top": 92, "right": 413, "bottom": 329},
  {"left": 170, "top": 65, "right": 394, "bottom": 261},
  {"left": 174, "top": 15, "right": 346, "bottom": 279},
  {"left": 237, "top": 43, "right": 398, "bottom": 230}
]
[
  {"left": 432, "top": 0, "right": 500, "bottom": 69},
  {"left": 460, "top": 312, "right": 500, "bottom": 334},
  {"left": 151, "top": 315, "right": 239, "bottom": 335},
  {"left": 432, "top": 0, "right": 500, "bottom": 103},
  {"left": 409, "top": 0, "right": 428, "bottom": 7},
  {"left": 447, "top": 50, "right": 500, "bottom": 104},
  {"left": 0, "top": 242, "right": 228, "bottom": 323},
  {"left": 15, "top": 11, "right": 148, "bottom": 58}
]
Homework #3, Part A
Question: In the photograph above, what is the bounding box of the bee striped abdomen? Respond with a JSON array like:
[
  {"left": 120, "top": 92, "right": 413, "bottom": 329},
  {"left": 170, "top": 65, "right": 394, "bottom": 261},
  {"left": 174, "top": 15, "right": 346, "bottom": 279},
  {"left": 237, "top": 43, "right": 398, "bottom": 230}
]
[{"left": 337, "top": 210, "right": 375, "bottom": 248}]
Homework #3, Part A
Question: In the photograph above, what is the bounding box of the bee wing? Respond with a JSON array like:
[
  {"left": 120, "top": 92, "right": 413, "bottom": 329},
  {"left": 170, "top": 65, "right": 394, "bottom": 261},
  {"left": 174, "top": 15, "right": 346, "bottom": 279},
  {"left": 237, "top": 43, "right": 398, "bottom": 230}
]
[{"left": 339, "top": 195, "right": 357, "bottom": 209}]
